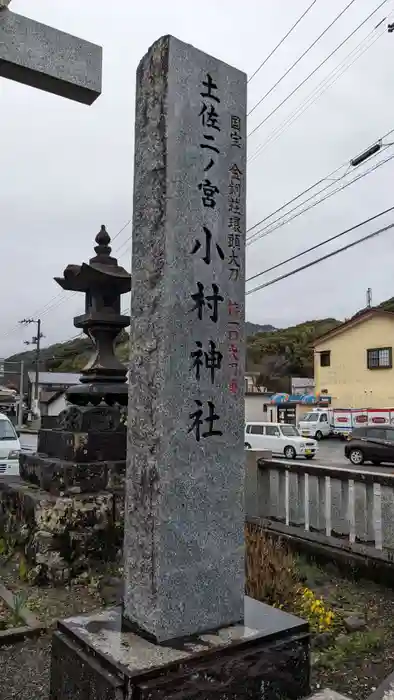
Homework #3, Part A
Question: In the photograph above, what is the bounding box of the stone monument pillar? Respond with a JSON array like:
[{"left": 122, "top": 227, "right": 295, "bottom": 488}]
[
  {"left": 49, "top": 36, "right": 310, "bottom": 700},
  {"left": 123, "top": 33, "right": 246, "bottom": 643}
]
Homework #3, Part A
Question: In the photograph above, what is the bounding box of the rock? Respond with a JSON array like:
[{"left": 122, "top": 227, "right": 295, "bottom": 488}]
[
  {"left": 344, "top": 615, "right": 366, "bottom": 633},
  {"left": 312, "top": 632, "right": 333, "bottom": 649},
  {"left": 100, "top": 584, "right": 123, "bottom": 605},
  {"left": 101, "top": 575, "right": 122, "bottom": 588}
]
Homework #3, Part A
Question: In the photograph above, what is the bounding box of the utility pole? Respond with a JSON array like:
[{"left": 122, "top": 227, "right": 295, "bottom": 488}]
[
  {"left": 20, "top": 318, "right": 44, "bottom": 418},
  {"left": 17, "top": 360, "right": 24, "bottom": 427}
]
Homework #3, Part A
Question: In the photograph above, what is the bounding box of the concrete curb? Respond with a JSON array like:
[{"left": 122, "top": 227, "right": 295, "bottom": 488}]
[
  {"left": 0, "top": 583, "right": 45, "bottom": 646},
  {"left": 0, "top": 624, "right": 43, "bottom": 647}
]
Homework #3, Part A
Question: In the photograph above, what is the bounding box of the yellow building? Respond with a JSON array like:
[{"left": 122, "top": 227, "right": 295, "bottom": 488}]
[{"left": 314, "top": 309, "right": 394, "bottom": 408}]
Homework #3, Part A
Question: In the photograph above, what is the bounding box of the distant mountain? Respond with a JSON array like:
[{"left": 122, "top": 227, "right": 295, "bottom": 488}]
[{"left": 246, "top": 322, "right": 276, "bottom": 337}]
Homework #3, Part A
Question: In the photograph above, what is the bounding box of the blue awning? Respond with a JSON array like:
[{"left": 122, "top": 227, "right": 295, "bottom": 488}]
[{"left": 270, "top": 394, "right": 331, "bottom": 405}]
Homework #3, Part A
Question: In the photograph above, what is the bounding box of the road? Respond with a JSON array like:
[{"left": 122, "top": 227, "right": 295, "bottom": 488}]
[
  {"left": 294, "top": 437, "right": 394, "bottom": 476},
  {"left": 16, "top": 431, "right": 394, "bottom": 476}
]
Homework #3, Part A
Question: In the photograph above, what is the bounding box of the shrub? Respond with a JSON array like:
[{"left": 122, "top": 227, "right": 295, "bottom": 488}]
[
  {"left": 245, "top": 523, "right": 299, "bottom": 609},
  {"left": 245, "top": 523, "right": 335, "bottom": 633}
]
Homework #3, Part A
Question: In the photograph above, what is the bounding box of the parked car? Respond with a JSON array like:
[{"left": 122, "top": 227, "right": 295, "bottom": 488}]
[
  {"left": 344, "top": 426, "right": 394, "bottom": 465},
  {"left": 0, "top": 412, "right": 21, "bottom": 476},
  {"left": 245, "top": 422, "right": 318, "bottom": 460}
]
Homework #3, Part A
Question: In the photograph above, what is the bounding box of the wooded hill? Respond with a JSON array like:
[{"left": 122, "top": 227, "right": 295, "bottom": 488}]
[{"left": 4, "top": 320, "right": 334, "bottom": 392}]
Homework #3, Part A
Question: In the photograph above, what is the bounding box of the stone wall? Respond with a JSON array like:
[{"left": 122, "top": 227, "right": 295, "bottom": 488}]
[{"left": 0, "top": 478, "right": 124, "bottom": 584}]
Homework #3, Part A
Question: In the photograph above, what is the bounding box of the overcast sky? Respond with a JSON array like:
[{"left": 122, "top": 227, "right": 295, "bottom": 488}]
[{"left": 1, "top": 0, "right": 394, "bottom": 357}]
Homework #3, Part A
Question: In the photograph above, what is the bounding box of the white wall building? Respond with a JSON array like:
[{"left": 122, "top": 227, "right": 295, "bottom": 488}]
[{"left": 28, "top": 371, "right": 80, "bottom": 417}]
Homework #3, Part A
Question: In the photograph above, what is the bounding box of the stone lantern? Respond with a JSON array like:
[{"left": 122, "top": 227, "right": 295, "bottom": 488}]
[
  {"left": 17, "top": 226, "right": 132, "bottom": 584},
  {"left": 54, "top": 225, "right": 131, "bottom": 407}
]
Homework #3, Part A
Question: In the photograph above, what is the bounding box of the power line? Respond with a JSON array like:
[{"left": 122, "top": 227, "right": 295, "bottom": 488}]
[
  {"left": 246, "top": 205, "right": 394, "bottom": 284},
  {"left": 247, "top": 146, "right": 393, "bottom": 244},
  {"left": 39, "top": 306, "right": 131, "bottom": 353},
  {"left": 64, "top": 15, "right": 390, "bottom": 266},
  {"left": 247, "top": 123, "right": 394, "bottom": 239},
  {"left": 30, "top": 220, "right": 132, "bottom": 321},
  {"left": 247, "top": 150, "right": 394, "bottom": 246},
  {"left": 37, "top": 219, "right": 133, "bottom": 318},
  {"left": 248, "top": 0, "right": 319, "bottom": 84},
  {"left": 248, "top": 16, "right": 388, "bottom": 165},
  {"left": 247, "top": 0, "right": 390, "bottom": 138},
  {"left": 0, "top": 219, "right": 132, "bottom": 343},
  {"left": 28, "top": 220, "right": 132, "bottom": 319},
  {"left": 246, "top": 220, "right": 394, "bottom": 296},
  {"left": 248, "top": 0, "right": 357, "bottom": 117}
]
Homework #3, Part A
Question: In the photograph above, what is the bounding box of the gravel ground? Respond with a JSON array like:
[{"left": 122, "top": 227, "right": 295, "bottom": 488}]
[
  {"left": 0, "top": 635, "right": 51, "bottom": 700},
  {"left": 0, "top": 555, "right": 106, "bottom": 627},
  {"left": 307, "top": 563, "right": 394, "bottom": 699},
  {"left": 0, "top": 554, "right": 120, "bottom": 700}
]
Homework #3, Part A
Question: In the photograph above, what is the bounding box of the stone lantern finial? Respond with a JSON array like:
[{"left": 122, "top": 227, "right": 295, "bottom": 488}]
[{"left": 94, "top": 224, "right": 111, "bottom": 257}]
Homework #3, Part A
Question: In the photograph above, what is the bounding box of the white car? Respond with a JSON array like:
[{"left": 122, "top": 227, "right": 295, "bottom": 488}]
[
  {"left": 0, "top": 413, "right": 21, "bottom": 476},
  {"left": 245, "top": 421, "right": 318, "bottom": 460}
]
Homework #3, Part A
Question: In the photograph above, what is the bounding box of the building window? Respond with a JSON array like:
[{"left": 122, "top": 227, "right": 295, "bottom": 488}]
[
  {"left": 320, "top": 351, "right": 331, "bottom": 367},
  {"left": 367, "top": 347, "right": 392, "bottom": 369}
]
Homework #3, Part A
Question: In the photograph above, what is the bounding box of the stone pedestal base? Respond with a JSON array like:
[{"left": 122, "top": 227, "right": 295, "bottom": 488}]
[
  {"left": 0, "top": 404, "right": 127, "bottom": 583},
  {"left": 50, "top": 598, "right": 310, "bottom": 700}
]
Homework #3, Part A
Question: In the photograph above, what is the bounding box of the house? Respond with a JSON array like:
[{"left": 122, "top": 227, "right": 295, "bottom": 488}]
[
  {"left": 314, "top": 308, "right": 394, "bottom": 408},
  {"left": 291, "top": 377, "right": 315, "bottom": 395},
  {"left": 244, "top": 372, "right": 320, "bottom": 423},
  {"left": 39, "top": 390, "right": 68, "bottom": 417},
  {"left": 244, "top": 371, "right": 274, "bottom": 421},
  {"left": 27, "top": 371, "right": 80, "bottom": 416}
]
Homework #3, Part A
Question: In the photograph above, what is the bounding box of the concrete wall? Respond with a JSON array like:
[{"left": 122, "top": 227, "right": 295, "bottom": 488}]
[
  {"left": 245, "top": 395, "right": 272, "bottom": 422},
  {"left": 315, "top": 315, "right": 394, "bottom": 408},
  {"left": 48, "top": 394, "right": 67, "bottom": 416}
]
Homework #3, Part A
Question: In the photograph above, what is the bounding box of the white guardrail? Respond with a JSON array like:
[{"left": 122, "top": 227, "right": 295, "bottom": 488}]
[{"left": 245, "top": 451, "right": 394, "bottom": 564}]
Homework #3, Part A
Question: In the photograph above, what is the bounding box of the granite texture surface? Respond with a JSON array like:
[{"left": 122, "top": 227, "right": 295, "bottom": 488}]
[
  {"left": 0, "top": 7, "right": 102, "bottom": 104},
  {"left": 125, "top": 34, "right": 247, "bottom": 643},
  {"left": 52, "top": 597, "right": 309, "bottom": 700}
]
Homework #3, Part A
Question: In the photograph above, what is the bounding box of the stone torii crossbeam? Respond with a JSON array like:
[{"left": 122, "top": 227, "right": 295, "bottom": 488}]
[{"left": 0, "top": 2, "right": 102, "bottom": 105}]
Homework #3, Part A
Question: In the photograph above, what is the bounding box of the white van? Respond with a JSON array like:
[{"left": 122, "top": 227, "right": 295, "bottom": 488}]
[
  {"left": 245, "top": 422, "right": 318, "bottom": 460},
  {"left": 0, "top": 413, "right": 21, "bottom": 476}
]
